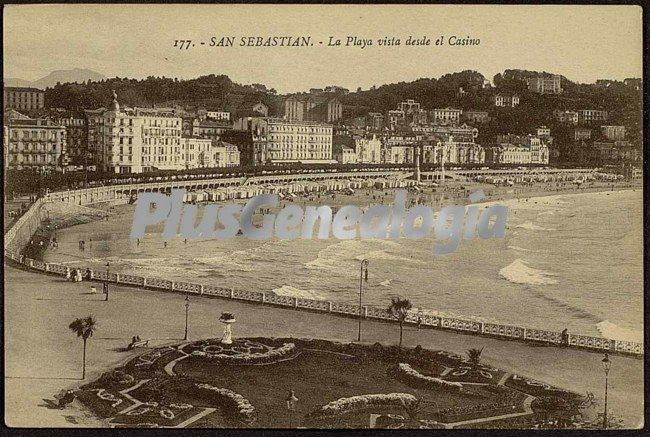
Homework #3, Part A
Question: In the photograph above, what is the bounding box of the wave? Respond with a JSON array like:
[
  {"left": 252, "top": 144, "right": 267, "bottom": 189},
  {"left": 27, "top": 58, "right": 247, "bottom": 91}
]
[
  {"left": 499, "top": 259, "right": 558, "bottom": 285},
  {"left": 379, "top": 279, "right": 392, "bottom": 287},
  {"left": 596, "top": 320, "right": 643, "bottom": 343},
  {"left": 516, "top": 221, "right": 556, "bottom": 231},
  {"left": 537, "top": 210, "right": 555, "bottom": 216},
  {"left": 305, "top": 239, "right": 422, "bottom": 273},
  {"left": 271, "top": 285, "right": 324, "bottom": 300}
]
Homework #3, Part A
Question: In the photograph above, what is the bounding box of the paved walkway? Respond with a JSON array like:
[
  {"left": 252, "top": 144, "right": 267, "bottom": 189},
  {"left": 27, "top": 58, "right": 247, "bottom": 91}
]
[{"left": 4, "top": 265, "right": 644, "bottom": 428}]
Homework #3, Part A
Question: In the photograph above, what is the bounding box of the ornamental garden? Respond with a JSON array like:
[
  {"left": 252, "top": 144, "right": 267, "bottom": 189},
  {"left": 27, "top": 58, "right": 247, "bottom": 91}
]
[{"left": 74, "top": 336, "right": 593, "bottom": 429}]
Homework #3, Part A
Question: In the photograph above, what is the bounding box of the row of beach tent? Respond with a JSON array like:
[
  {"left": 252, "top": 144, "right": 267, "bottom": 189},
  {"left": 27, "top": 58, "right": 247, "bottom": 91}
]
[{"left": 179, "top": 177, "right": 417, "bottom": 203}]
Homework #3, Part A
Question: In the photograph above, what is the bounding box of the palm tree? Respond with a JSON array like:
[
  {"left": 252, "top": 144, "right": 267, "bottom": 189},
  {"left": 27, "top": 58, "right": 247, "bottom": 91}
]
[
  {"left": 466, "top": 347, "right": 484, "bottom": 367},
  {"left": 387, "top": 297, "right": 412, "bottom": 348},
  {"left": 69, "top": 315, "right": 97, "bottom": 379}
]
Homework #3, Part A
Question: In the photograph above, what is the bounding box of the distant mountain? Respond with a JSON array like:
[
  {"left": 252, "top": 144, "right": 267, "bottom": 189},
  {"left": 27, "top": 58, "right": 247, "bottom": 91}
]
[
  {"left": 4, "top": 68, "right": 107, "bottom": 90},
  {"left": 4, "top": 77, "right": 32, "bottom": 87}
]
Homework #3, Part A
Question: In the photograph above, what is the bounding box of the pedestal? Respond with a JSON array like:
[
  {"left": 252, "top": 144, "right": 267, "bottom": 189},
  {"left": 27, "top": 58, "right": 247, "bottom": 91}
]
[{"left": 220, "top": 320, "right": 235, "bottom": 344}]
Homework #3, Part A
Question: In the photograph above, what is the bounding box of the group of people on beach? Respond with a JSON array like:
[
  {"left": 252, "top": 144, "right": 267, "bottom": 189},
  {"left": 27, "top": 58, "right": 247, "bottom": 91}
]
[{"left": 78, "top": 239, "right": 92, "bottom": 251}]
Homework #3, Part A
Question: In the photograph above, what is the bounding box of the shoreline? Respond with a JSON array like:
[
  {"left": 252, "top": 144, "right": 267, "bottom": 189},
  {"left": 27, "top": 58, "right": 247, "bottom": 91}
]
[
  {"left": 25, "top": 181, "right": 643, "bottom": 347},
  {"left": 37, "top": 184, "right": 637, "bottom": 341}
]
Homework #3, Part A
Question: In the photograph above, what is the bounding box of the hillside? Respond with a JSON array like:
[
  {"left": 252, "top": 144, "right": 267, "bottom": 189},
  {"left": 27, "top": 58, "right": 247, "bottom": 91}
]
[{"left": 5, "top": 68, "right": 107, "bottom": 90}]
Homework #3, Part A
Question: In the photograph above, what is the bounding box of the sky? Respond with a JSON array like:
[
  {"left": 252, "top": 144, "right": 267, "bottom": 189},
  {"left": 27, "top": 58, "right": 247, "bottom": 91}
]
[{"left": 3, "top": 4, "right": 643, "bottom": 94}]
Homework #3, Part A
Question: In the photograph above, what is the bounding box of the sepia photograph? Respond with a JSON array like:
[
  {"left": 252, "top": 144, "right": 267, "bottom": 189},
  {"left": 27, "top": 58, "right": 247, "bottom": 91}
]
[{"left": 2, "top": 3, "right": 644, "bottom": 430}]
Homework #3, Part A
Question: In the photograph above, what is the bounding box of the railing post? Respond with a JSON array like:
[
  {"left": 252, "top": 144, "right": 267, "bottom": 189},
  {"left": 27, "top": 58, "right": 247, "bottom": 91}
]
[
  {"left": 294, "top": 297, "right": 298, "bottom": 308},
  {"left": 143, "top": 277, "right": 147, "bottom": 287},
  {"left": 200, "top": 285, "right": 204, "bottom": 296},
  {"left": 45, "top": 263, "right": 50, "bottom": 272},
  {"left": 229, "top": 289, "right": 234, "bottom": 299},
  {"left": 170, "top": 281, "right": 175, "bottom": 291},
  {"left": 115, "top": 273, "right": 120, "bottom": 284},
  {"left": 328, "top": 301, "right": 332, "bottom": 312}
]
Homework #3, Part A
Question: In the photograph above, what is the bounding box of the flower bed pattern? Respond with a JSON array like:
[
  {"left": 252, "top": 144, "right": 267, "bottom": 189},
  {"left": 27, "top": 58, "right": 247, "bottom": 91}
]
[
  {"left": 389, "top": 363, "right": 463, "bottom": 391},
  {"left": 190, "top": 340, "right": 296, "bottom": 365},
  {"left": 195, "top": 383, "right": 256, "bottom": 423},
  {"left": 432, "top": 398, "right": 524, "bottom": 423},
  {"left": 311, "top": 393, "right": 418, "bottom": 418},
  {"left": 504, "top": 374, "right": 567, "bottom": 397}
]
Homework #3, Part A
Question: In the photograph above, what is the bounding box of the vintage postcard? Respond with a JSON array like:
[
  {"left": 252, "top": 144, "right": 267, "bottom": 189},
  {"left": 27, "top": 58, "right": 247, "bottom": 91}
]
[{"left": 3, "top": 3, "right": 644, "bottom": 430}]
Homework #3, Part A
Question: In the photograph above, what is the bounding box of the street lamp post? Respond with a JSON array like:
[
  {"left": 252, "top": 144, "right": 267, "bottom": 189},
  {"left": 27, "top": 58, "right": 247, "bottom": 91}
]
[
  {"left": 357, "top": 259, "right": 369, "bottom": 342},
  {"left": 184, "top": 296, "right": 190, "bottom": 341},
  {"left": 602, "top": 353, "right": 611, "bottom": 429},
  {"left": 104, "top": 262, "right": 110, "bottom": 301}
]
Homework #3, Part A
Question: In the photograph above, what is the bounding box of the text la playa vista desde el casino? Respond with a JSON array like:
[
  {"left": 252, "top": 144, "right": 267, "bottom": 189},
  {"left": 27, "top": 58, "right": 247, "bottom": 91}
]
[
  {"left": 130, "top": 190, "right": 507, "bottom": 255},
  {"left": 174, "top": 35, "right": 481, "bottom": 49}
]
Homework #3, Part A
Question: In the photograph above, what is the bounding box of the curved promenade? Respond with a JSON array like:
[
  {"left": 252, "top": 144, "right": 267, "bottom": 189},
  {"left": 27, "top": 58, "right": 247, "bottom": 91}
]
[{"left": 4, "top": 171, "right": 643, "bottom": 358}]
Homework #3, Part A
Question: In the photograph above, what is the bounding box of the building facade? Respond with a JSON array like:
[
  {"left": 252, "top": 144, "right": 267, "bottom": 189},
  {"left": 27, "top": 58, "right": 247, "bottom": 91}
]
[
  {"left": 3, "top": 87, "right": 45, "bottom": 111},
  {"left": 462, "top": 110, "right": 490, "bottom": 124},
  {"left": 355, "top": 134, "right": 382, "bottom": 164},
  {"left": 526, "top": 75, "right": 562, "bottom": 94},
  {"left": 4, "top": 117, "right": 67, "bottom": 171},
  {"left": 430, "top": 107, "right": 462, "bottom": 124},
  {"left": 238, "top": 117, "right": 333, "bottom": 164},
  {"left": 577, "top": 110, "right": 608, "bottom": 123},
  {"left": 86, "top": 92, "right": 182, "bottom": 173},
  {"left": 600, "top": 125, "right": 626, "bottom": 141},
  {"left": 284, "top": 95, "right": 342, "bottom": 123},
  {"left": 493, "top": 94, "right": 520, "bottom": 107}
]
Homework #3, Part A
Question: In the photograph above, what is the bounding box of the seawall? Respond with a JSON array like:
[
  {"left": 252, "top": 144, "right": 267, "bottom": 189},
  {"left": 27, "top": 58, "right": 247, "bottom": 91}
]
[{"left": 3, "top": 173, "right": 643, "bottom": 358}]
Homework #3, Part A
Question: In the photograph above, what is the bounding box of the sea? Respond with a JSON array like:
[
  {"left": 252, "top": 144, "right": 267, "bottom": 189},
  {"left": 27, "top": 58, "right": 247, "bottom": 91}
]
[{"left": 45, "top": 188, "right": 644, "bottom": 343}]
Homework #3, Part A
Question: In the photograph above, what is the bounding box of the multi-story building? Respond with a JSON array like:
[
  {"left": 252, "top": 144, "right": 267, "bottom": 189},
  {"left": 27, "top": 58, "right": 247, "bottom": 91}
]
[
  {"left": 554, "top": 110, "right": 579, "bottom": 124},
  {"left": 205, "top": 110, "right": 230, "bottom": 121},
  {"left": 236, "top": 117, "right": 333, "bottom": 164},
  {"left": 487, "top": 145, "right": 533, "bottom": 164},
  {"left": 181, "top": 137, "right": 213, "bottom": 169},
  {"left": 537, "top": 126, "right": 551, "bottom": 138},
  {"left": 366, "top": 112, "right": 384, "bottom": 130},
  {"left": 462, "top": 110, "right": 490, "bottom": 124},
  {"left": 387, "top": 110, "right": 406, "bottom": 128},
  {"left": 181, "top": 137, "right": 240, "bottom": 169},
  {"left": 577, "top": 109, "right": 608, "bottom": 124},
  {"left": 387, "top": 145, "right": 415, "bottom": 164},
  {"left": 430, "top": 107, "right": 462, "bottom": 124},
  {"left": 574, "top": 128, "right": 592, "bottom": 141},
  {"left": 490, "top": 134, "right": 549, "bottom": 165},
  {"left": 333, "top": 144, "right": 356, "bottom": 164},
  {"left": 3, "top": 87, "right": 45, "bottom": 111},
  {"left": 594, "top": 141, "right": 640, "bottom": 162},
  {"left": 86, "top": 91, "right": 182, "bottom": 173},
  {"left": 284, "top": 94, "right": 342, "bottom": 123},
  {"left": 4, "top": 116, "right": 67, "bottom": 171},
  {"left": 493, "top": 94, "right": 520, "bottom": 107},
  {"left": 600, "top": 125, "right": 626, "bottom": 141},
  {"left": 433, "top": 124, "right": 478, "bottom": 142},
  {"left": 526, "top": 75, "right": 562, "bottom": 94},
  {"left": 189, "top": 119, "right": 233, "bottom": 139},
  {"left": 397, "top": 100, "right": 428, "bottom": 125},
  {"left": 52, "top": 113, "right": 87, "bottom": 167},
  {"left": 354, "top": 134, "right": 382, "bottom": 164}
]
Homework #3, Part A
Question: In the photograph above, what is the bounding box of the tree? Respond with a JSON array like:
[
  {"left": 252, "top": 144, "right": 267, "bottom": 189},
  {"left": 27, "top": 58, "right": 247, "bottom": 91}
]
[
  {"left": 466, "top": 347, "right": 484, "bottom": 367},
  {"left": 69, "top": 315, "right": 97, "bottom": 379},
  {"left": 387, "top": 297, "right": 412, "bottom": 347}
]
